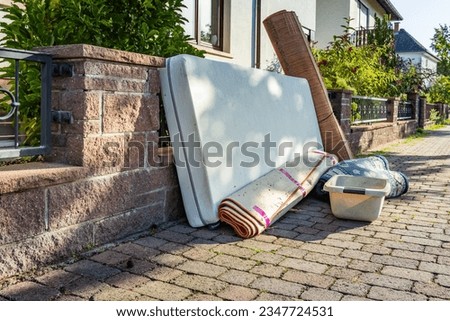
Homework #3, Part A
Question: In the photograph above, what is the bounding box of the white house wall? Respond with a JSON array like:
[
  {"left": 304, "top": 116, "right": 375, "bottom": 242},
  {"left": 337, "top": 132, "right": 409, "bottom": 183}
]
[
  {"left": 258, "top": 0, "right": 316, "bottom": 70},
  {"left": 202, "top": 0, "right": 316, "bottom": 69},
  {"left": 397, "top": 52, "right": 438, "bottom": 74},
  {"left": 398, "top": 52, "right": 422, "bottom": 66},
  {"left": 226, "top": 0, "right": 254, "bottom": 67},
  {"left": 350, "top": 0, "right": 392, "bottom": 28},
  {"left": 316, "top": 0, "right": 392, "bottom": 48},
  {"left": 316, "top": 0, "right": 349, "bottom": 48}
]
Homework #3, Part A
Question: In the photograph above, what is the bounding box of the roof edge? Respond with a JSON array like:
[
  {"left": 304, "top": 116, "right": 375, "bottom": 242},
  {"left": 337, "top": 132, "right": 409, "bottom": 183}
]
[
  {"left": 377, "top": 0, "right": 403, "bottom": 21},
  {"left": 395, "top": 29, "right": 440, "bottom": 62}
]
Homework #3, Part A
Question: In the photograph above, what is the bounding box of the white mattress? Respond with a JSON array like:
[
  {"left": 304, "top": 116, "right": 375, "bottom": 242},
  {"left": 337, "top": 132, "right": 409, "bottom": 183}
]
[{"left": 159, "top": 54, "right": 323, "bottom": 227}]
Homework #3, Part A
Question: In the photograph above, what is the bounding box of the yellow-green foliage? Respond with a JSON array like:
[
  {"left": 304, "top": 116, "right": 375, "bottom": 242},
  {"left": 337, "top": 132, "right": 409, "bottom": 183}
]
[
  {"left": 313, "top": 16, "right": 407, "bottom": 97},
  {"left": 314, "top": 43, "right": 397, "bottom": 96},
  {"left": 428, "top": 76, "right": 450, "bottom": 104}
]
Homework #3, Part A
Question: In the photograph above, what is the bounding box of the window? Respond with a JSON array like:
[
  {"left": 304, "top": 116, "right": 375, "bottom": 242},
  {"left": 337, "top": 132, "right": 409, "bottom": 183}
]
[
  {"left": 182, "top": 0, "right": 224, "bottom": 51},
  {"left": 358, "top": 0, "right": 369, "bottom": 30}
]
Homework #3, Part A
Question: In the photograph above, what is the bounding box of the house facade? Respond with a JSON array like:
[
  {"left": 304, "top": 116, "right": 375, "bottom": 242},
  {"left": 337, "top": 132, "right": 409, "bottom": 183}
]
[
  {"left": 394, "top": 28, "right": 440, "bottom": 87},
  {"left": 181, "top": 0, "right": 316, "bottom": 69},
  {"left": 0, "top": 0, "right": 403, "bottom": 71},
  {"left": 315, "top": 0, "right": 402, "bottom": 48},
  {"left": 181, "top": 0, "right": 402, "bottom": 69}
]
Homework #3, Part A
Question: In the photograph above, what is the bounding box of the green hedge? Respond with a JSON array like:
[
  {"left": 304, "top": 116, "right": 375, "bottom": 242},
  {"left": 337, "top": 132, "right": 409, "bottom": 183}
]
[{"left": 0, "top": 0, "right": 203, "bottom": 146}]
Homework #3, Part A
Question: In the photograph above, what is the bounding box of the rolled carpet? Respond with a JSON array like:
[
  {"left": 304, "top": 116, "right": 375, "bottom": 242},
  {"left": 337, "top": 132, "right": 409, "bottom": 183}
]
[
  {"left": 218, "top": 150, "right": 337, "bottom": 238},
  {"left": 263, "top": 10, "right": 353, "bottom": 161}
]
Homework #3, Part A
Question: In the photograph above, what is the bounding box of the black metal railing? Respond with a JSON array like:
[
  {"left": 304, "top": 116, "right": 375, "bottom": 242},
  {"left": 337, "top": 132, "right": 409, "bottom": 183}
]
[
  {"left": 398, "top": 101, "right": 413, "bottom": 120},
  {"left": 0, "top": 47, "right": 52, "bottom": 161},
  {"left": 302, "top": 26, "right": 315, "bottom": 43},
  {"left": 352, "top": 96, "right": 388, "bottom": 124}
]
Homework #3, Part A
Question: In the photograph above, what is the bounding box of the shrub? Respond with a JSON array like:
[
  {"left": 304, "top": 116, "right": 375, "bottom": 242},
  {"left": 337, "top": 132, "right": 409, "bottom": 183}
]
[
  {"left": 0, "top": 0, "right": 203, "bottom": 146},
  {"left": 1, "top": 0, "right": 203, "bottom": 57},
  {"left": 313, "top": 17, "right": 398, "bottom": 97},
  {"left": 427, "top": 75, "right": 450, "bottom": 104}
]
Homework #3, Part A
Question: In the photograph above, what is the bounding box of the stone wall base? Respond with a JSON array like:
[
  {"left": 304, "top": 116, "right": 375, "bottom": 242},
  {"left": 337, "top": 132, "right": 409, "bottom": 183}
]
[
  {"left": 0, "top": 162, "right": 183, "bottom": 280},
  {"left": 348, "top": 120, "right": 417, "bottom": 154}
]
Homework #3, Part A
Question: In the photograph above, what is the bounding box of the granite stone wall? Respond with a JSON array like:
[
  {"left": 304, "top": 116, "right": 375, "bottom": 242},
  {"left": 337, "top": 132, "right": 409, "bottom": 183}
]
[
  {"left": 329, "top": 89, "right": 419, "bottom": 154},
  {"left": 0, "top": 45, "right": 183, "bottom": 279}
]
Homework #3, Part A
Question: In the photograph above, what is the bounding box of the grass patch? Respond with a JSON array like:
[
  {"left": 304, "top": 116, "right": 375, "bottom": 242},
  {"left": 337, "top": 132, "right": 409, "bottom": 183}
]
[
  {"left": 0, "top": 155, "right": 44, "bottom": 167},
  {"left": 425, "top": 123, "right": 448, "bottom": 131},
  {"left": 356, "top": 149, "right": 391, "bottom": 158},
  {"left": 403, "top": 128, "right": 428, "bottom": 144}
]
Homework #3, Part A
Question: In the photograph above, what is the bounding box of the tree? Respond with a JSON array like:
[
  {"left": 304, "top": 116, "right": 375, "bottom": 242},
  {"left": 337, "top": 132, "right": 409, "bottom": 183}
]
[
  {"left": 428, "top": 24, "right": 450, "bottom": 104},
  {"left": 428, "top": 76, "right": 450, "bottom": 103},
  {"left": 431, "top": 24, "right": 450, "bottom": 76}
]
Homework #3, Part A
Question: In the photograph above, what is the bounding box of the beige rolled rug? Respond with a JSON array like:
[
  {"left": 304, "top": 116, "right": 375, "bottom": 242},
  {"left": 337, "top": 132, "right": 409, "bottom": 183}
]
[{"left": 218, "top": 150, "right": 337, "bottom": 238}]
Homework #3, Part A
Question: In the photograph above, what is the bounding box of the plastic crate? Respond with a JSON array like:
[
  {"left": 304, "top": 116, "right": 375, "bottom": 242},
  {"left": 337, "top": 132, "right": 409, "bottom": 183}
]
[{"left": 323, "top": 175, "right": 391, "bottom": 222}]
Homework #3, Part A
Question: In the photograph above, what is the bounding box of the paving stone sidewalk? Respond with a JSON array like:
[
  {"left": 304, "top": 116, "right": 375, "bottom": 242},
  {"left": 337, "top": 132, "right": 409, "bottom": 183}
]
[{"left": 1, "top": 126, "right": 450, "bottom": 301}]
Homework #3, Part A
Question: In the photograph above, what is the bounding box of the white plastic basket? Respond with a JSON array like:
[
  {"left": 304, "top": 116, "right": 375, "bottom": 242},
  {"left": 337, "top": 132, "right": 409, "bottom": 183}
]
[{"left": 324, "top": 175, "right": 391, "bottom": 222}]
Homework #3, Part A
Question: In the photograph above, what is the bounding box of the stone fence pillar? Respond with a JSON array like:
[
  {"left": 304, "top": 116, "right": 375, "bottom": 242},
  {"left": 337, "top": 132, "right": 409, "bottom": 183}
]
[
  {"left": 436, "top": 103, "right": 442, "bottom": 117},
  {"left": 39, "top": 44, "right": 166, "bottom": 171},
  {"left": 387, "top": 98, "right": 399, "bottom": 123},
  {"left": 418, "top": 96, "right": 427, "bottom": 128},
  {"left": 407, "top": 92, "right": 420, "bottom": 120},
  {"left": 328, "top": 89, "right": 353, "bottom": 137}
]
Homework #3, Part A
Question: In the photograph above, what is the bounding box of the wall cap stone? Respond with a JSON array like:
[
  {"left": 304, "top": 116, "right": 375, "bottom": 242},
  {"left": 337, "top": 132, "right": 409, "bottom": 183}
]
[
  {"left": 0, "top": 162, "right": 88, "bottom": 194},
  {"left": 328, "top": 89, "right": 354, "bottom": 94},
  {"left": 36, "top": 44, "right": 165, "bottom": 68},
  {"left": 351, "top": 122, "right": 392, "bottom": 132}
]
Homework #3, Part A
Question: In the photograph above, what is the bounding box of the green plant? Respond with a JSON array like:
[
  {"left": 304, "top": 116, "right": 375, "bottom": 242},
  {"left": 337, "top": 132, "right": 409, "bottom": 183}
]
[
  {"left": 395, "top": 59, "right": 431, "bottom": 95},
  {"left": 0, "top": 0, "right": 204, "bottom": 146},
  {"left": 427, "top": 75, "right": 450, "bottom": 104},
  {"left": 313, "top": 17, "right": 398, "bottom": 97},
  {"left": 429, "top": 109, "right": 440, "bottom": 123},
  {"left": 416, "top": 127, "right": 425, "bottom": 135},
  {"left": 1, "top": 0, "right": 203, "bottom": 57},
  {"left": 428, "top": 108, "right": 450, "bottom": 126},
  {"left": 350, "top": 101, "right": 361, "bottom": 123},
  {"left": 426, "top": 123, "right": 447, "bottom": 130},
  {"left": 432, "top": 24, "right": 450, "bottom": 76},
  {"left": 314, "top": 15, "right": 431, "bottom": 98},
  {"left": 403, "top": 128, "right": 428, "bottom": 144},
  {"left": 367, "top": 14, "right": 397, "bottom": 70}
]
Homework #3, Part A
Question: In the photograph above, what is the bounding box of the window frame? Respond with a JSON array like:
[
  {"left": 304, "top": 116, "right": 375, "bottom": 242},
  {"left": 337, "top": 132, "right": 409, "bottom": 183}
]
[
  {"left": 358, "top": 0, "right": 370, "bottom": 30},
  {"left": 187, "top": 0, "right": 225, "bottom": 52}
]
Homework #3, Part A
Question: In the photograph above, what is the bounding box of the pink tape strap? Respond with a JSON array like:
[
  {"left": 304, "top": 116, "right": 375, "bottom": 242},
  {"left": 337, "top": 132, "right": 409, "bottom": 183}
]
[
  {"left": 279, "top": 168, "right": 307, "bottom": 197},
  {"left": 252, "top": 205, "right": 271, "bottom": 228},
  {"left": 311, "top": 150, "right": 337, "bottom": 165}
]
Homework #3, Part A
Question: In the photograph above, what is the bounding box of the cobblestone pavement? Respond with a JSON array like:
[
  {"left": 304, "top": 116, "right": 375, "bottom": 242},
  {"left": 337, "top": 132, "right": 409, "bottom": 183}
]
[{"left": 1, "top": 127, "right": 449, "bottom": 301}]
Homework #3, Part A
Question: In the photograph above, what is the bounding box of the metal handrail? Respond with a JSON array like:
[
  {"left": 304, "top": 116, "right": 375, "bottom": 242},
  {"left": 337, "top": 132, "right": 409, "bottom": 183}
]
[{"left": 0, "top": 47, "right": 52, "bottom": 160}]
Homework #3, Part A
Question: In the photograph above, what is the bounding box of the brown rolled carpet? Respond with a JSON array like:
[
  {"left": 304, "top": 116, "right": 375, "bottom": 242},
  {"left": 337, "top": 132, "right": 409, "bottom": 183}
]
[{"left": 263, "top": 10, "right": 353, "bottom": 161}]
